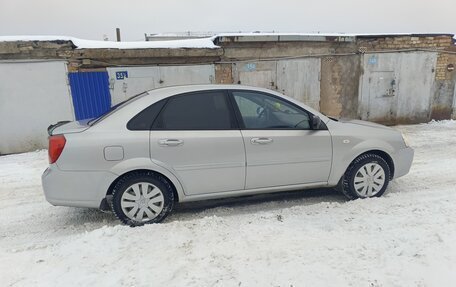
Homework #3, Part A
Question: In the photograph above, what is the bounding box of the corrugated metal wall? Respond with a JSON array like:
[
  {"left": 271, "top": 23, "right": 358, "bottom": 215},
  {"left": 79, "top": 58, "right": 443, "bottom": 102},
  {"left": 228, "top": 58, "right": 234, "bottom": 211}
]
[{"left": 69, "top": 71, "right": 111, "bottom": 120}]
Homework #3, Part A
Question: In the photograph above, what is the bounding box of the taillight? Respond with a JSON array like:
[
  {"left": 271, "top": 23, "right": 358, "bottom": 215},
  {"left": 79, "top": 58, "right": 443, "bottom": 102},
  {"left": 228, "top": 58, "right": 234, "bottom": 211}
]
[{"left": 48, "top": 135, "right": 66, "bottom": 164}]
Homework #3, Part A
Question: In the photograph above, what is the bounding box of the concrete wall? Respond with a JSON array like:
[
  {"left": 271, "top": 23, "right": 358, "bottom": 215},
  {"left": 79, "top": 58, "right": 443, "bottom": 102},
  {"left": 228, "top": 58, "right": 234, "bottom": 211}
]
[
  {"left": 320, "top": 55, "right": 361, "bottom": 119},
  {"left": 0, "top": 61, "right": 74, "bottom": 154}
]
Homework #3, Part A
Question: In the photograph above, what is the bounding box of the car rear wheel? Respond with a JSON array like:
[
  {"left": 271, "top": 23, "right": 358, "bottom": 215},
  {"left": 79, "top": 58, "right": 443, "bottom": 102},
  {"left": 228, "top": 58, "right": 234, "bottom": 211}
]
[
  {"left": 111, "top": 171, "right": 174, "bottom": 226},
  {"left": 339, "top": 153, "right": 390, "bottom": 200}
]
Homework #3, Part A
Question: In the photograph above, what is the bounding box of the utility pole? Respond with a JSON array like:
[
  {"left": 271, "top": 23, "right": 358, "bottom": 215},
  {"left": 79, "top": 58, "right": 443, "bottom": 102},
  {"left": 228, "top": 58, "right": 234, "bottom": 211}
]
[{"left": 116, "top": 28, "right": 121, "bottom": 42}]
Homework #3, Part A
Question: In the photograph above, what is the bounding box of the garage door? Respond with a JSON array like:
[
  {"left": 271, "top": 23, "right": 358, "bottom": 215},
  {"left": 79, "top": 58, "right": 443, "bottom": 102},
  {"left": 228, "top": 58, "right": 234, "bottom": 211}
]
[
  {"left": 359, "top": 52, "right": 437, "bottom": 124},
  {"left": 277, "top": 59, "right": 321, "bottom": 110},
  {"left": 107, "top": 65, "right": 215, "bottom": 105},
  {"left": 232, "top": 59, "right": 321, "bottom": 110}
]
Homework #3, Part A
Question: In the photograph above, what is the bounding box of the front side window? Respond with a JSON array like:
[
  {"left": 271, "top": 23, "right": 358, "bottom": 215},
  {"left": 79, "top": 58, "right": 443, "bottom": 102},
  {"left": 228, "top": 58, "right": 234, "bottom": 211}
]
[
  {"left": 153, "top": 91, "right": 234, "bottom": 130},
  {"left": 232, "top": 91, "right": 311, "bottom": 129}
]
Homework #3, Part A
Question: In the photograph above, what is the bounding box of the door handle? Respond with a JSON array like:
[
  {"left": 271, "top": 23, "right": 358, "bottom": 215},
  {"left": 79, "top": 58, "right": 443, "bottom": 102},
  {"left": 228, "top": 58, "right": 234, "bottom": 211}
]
[
  {"left": 251, "top": 137, "right": 273, "bottom": 145},
  {"left": 158, "top": 139, "right": 184, "bottom": 147}
]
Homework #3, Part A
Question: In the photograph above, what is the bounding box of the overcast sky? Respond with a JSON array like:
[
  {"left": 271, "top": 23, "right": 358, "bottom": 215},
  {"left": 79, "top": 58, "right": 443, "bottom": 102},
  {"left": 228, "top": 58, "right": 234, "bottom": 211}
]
[{"left": 1, "top": 0, "right": 454, "bottom": 41}]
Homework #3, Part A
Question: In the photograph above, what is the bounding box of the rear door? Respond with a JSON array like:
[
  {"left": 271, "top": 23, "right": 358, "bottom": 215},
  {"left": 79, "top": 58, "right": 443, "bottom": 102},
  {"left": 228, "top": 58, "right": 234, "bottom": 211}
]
[
  {"left": 149, "top": 90, "right": 246, "bottom": 195},
  {"left": 230, "top": 90, "right": 332, "bottom": 189}
]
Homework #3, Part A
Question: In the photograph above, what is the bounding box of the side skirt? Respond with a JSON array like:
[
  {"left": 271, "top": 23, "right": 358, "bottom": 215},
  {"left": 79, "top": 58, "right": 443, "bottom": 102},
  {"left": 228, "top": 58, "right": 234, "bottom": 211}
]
[{"left": 179, "top": 182, "right": 332, "bottom": 203}]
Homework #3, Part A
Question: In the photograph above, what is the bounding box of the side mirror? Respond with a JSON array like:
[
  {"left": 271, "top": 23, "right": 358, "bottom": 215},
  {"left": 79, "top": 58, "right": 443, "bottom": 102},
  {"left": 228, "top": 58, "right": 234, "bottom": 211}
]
[{"left": 311, "top": 115, "right": 322, "bottom": 130}]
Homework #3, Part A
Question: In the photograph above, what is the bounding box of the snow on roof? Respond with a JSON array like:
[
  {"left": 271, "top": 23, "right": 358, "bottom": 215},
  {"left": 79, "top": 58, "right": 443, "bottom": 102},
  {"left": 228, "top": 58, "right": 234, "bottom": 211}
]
[
  {"left": 0, "top": 35, "right": 219, "bottom": 49},
  {"left": 147, "top": 32, "right": 216, "bottom": 38},
  {"left": 215, "top": 32, "right": 356, "bottom": 37},
  {"left": 216, "top": 32, "right": 455, "bottom": 37},
  {"left": 0, "top": 32, "right": 453, "bottom": 49}
]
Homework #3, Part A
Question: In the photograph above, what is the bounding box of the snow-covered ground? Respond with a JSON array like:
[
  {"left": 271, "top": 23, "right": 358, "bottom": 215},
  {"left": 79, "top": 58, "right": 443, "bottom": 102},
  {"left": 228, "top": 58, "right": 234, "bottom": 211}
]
[{"left": 1, "top": 121, "right": 456, "bottom": 287}]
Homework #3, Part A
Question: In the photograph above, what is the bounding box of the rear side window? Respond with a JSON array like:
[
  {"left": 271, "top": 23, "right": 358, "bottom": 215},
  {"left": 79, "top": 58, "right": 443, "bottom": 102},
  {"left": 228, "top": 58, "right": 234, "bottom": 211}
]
[
  {"left": 127, "top": 99, "right": 167, "bottom": 130},
  {"left": 152, "top": 91, "right": 235, "bottom": 130}
]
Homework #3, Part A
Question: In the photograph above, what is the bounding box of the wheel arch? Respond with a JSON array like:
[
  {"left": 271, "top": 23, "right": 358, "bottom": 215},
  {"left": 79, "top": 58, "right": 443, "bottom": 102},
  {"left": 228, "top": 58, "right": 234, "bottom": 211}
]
[
  {"left": 329, "top": 144, "right": 396, "bottom": 187},
  {"left": 105, "top": 169, "right": 181, "bottom": 202},
  {"left": 338, "top": 149, "right": 395, "bottom": 185},
  {"left": 357, "top": 150, "right": 395, "bottom": 179}
]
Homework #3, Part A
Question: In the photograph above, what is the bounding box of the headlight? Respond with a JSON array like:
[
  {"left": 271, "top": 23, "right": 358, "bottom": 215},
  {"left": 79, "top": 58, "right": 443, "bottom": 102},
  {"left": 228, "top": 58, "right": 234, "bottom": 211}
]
[{"left": 401, "top": 133, "right": 410, "bottom": 147}]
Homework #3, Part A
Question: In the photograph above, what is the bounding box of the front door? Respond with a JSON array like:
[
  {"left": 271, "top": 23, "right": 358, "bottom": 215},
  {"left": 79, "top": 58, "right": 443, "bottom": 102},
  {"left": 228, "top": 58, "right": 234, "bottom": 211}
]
[
  {"left": 149, "top": 90, "right": 245, "bottom": 195},
  {"left": 230, "top": 90, "right": 332, "bottom": 189}
]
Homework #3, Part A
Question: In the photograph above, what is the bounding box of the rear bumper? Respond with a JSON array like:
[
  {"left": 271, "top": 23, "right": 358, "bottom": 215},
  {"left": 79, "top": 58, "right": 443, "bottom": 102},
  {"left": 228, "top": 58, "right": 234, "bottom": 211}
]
[
  {"left": 392, "top": 147, "right": 414, "bottom": 179},
  {"left": 41, "top": 165, "right": 118, "bottom": 209}
]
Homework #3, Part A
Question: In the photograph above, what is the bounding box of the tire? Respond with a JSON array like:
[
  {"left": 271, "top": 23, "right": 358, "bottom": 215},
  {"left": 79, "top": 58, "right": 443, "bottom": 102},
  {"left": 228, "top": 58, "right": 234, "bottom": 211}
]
[
  {"left": 111, "top": 171, "right": 174, "bottom": 226},
  {"left": 339, "top": 153, "right": 391, "bottom": 200}
]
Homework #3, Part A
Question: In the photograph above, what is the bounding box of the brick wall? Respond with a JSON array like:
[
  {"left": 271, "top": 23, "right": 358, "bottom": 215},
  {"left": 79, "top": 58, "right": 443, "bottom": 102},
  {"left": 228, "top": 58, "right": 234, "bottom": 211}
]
[
  {"left": 436, "top": 53, "right": 450, "bottom": 80},
  {"left": 358, "top": 35, "right": 453, "bottom": 51},
  {"left": 358, "top": 35, "right": 454, "bottom": 81}
]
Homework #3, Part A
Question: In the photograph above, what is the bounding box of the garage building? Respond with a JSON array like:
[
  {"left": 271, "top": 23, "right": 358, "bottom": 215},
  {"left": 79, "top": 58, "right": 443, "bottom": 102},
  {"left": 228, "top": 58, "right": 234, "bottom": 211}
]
[{"left": 0, "top": 33, "right": 455, "bottom": 154}]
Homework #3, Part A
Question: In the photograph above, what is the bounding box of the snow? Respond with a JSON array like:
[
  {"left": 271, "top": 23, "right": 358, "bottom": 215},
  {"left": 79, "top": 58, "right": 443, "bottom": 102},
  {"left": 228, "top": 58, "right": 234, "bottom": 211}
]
[
  {"left": 215, "top": 32, "right": 358, "bottom": 37},
  {"left": 148, "top": 32, "right": 217, "bottom": 38},
  {"left": 0, "top": 35, "right": 219, "bottom": 49},
  {"left": 1, "top": 120, "right": 456, "bottom": 286},
  {"left": 1, "top": 32, "right": 453, "bottom": 50}
]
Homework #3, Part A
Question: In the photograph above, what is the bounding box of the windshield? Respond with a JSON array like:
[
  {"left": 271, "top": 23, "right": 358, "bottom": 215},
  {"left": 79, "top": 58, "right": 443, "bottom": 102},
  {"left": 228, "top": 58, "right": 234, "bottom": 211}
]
[{"left": 88, "top": 92, "right": 148, "bottom": 126}]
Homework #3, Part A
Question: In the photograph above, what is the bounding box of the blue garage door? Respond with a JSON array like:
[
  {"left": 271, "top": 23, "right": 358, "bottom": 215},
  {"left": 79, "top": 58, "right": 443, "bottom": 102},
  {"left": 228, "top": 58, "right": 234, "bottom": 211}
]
[{"left": 69, "top": 71, "right": 111, "bottom": 120}]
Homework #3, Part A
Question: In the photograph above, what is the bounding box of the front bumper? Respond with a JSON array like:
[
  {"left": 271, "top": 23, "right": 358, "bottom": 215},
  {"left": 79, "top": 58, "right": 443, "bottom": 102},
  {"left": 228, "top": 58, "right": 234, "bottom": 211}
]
[
  {"left": 392, "top": 147, "right": 414, "bottom": 179},
  {"left": 41, "top": 165, "right": 118, "bottom": 209}
]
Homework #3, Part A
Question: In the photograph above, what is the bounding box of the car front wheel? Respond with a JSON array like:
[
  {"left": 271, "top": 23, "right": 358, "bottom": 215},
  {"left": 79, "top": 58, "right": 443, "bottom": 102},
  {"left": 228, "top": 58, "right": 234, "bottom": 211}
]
[
  {"left": 340, "top": 153, "right": 391, "bottom": 199},
  {"left": 111, "top": 171, "right": 174, "bottom": 226}
]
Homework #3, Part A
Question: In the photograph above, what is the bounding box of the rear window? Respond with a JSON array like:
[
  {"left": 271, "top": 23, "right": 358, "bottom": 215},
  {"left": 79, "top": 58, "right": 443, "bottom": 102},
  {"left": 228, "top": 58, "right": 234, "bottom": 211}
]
[{"left": 88, "top": 92, "right": 148, "bottom": 126}]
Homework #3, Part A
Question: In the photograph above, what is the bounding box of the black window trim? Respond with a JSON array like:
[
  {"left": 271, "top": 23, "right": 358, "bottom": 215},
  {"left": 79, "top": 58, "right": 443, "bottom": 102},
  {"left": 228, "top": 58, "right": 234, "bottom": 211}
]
[
  {"left": 127, "top": 88, "right": 328, "bottom": 131},
  {"left": 227, "top": 89, "right": 325, "bottom": 131},
  {"left": 150, "top": 89, "right": 239, "bottom": 131}
]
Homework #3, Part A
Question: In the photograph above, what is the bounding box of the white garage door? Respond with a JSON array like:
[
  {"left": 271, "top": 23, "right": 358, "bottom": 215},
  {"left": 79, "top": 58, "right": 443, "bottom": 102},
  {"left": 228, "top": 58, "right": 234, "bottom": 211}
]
[
  {"left": 359, "top": 52, "right": 437, "bottom": 124},
  {"left": 232, "top": 59, "right": 321, "bottom": 110},
  {"left": 0, "top": 61, "right": 74, "bottom": 154},
  {"left": 277, "top": 58, "right": 321, "bottom": 110},
  {"left": 107, "top": 65, "right": 215, "bottom": 105},
  {"left": 453, "top": 84, "right": 456, "bottom": 119}
]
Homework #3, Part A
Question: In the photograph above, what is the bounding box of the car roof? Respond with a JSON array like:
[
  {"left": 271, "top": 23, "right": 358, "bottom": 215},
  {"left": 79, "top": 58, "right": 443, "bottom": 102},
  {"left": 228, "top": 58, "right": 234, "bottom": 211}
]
[
  {"left": 141, "top": 84, "right": 329, "bottom": 122},
  {"left": 145, "top": 84, "right": 277, "bottom": 96},
  {"left": 93, "top": 84, "right": 330, "bottom": 128}
]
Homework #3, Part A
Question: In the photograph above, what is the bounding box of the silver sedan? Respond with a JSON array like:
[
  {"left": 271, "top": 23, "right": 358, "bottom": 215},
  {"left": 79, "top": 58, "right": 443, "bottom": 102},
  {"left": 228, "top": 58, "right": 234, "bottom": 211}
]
[{"left": 42, "top": 85, "right": 414, "bottom": 225}]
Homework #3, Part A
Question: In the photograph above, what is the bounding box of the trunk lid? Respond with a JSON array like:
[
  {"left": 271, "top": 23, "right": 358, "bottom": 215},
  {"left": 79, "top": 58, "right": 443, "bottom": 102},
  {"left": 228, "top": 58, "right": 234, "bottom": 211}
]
[{"left": 48, "top": 119, "right": 91, "bottom": 135}]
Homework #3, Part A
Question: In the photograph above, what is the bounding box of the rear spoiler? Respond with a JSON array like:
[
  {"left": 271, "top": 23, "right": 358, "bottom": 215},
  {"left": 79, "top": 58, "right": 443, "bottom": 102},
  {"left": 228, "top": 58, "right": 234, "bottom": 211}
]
[{"left": 47, "top": 121, "right": 71, "bottom": 136}]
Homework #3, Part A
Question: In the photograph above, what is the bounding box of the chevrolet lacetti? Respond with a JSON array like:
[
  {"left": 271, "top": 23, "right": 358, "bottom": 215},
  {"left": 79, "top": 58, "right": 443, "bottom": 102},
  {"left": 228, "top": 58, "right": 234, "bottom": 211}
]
[{"left": 42, "top": 85, "right": 414, "bottom": 225}]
